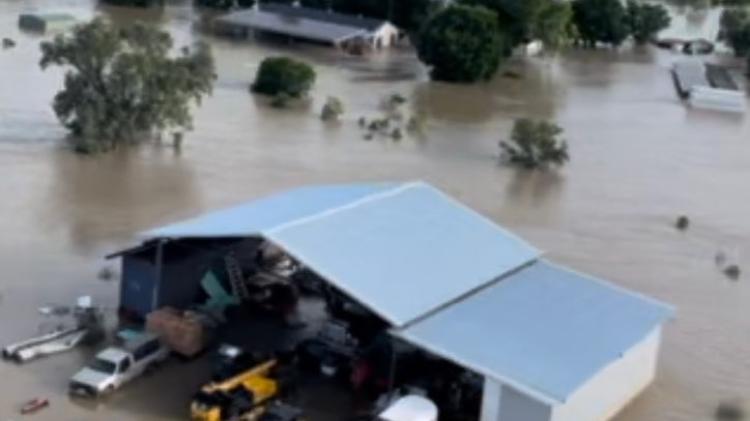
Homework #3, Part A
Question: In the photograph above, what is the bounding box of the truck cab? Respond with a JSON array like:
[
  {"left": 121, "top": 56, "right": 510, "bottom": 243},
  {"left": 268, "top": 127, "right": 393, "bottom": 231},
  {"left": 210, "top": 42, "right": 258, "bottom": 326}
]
[{"left": 69, "top": 333, "right": 169, "bottom": 397}]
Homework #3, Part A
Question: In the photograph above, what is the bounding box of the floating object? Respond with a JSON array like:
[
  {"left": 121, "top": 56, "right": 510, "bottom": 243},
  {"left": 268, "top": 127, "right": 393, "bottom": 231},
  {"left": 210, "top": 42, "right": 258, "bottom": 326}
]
[
  {"left": 675, "top": 215, "right": 690, "bottom": 231},
  {"left": 716, "top": 400, "right": 746, "bottom": 421},
  {"left": 2, "top": 38, "right": 16, "bottom": 49},
  {"left": 97, "top": 266, "right": 114, "bottom": 281},
  {"left": 724, "top": 265, "right": 741, "bottom": 281},
  {"left": 20, "top": 398, "right": 49, "bottom": 415}
]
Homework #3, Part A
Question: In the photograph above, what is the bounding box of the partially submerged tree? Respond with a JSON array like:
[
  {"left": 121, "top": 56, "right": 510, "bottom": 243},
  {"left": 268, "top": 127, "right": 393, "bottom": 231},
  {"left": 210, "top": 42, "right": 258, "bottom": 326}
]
[
  {"left": 626, "top": 0, "right": 671, "bottom": 45},
  {"left": 572, "top": 0, "right": 630, "bottom": 47},
  {"left": 499, "top": 119, "right": 569, "bottom": 169},
  {"left": 251, "top": 56, "right": 316, "bottom": 99},
  {"left": 39, "top": 18, "right": 216, "bottom": 153},
  {"left": 321, "top": 96, "right": 344, "bottom": 121},
  {"left": 417, "top": 5, "right": 507, "bottom": 83}
]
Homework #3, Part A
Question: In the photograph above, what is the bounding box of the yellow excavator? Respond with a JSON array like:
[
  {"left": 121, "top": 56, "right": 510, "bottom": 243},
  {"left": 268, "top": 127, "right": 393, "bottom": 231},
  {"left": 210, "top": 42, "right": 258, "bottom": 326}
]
[{"left": 191, "top": 359, "right": 281, "bottom": 421}]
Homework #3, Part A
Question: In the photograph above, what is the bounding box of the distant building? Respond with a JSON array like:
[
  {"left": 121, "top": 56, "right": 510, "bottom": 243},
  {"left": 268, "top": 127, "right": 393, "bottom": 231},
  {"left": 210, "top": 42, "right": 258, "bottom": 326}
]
[
  {"left": 215, "top": 3, "right": 401, "bottom": 52},
  {"left": 18, "top": 13, "right": 76, "bottom": 33}
]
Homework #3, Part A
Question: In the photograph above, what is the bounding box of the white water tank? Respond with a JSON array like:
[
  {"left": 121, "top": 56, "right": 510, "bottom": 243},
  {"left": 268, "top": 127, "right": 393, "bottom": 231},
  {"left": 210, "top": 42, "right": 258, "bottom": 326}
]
[{"left": 379, "top": 395, "right": 438, "bottom": 421}]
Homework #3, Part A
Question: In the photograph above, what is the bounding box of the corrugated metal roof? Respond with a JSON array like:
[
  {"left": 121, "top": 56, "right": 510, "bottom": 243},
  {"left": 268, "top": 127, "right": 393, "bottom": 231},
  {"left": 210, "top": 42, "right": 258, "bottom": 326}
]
[
  {"left": 142, "top": 182, "right": 540, "bottom": 327},
  {"left": 143, "top": 183, "right": 395, "bottom": 239},
  {"left": 265, "top": 183, "right": 540, "bottom": 327},
  {"left": 396, "top": 260, "right": 674, "bottom": 404},
  {"left": 260, "top": 3, "right": 387, "bottom": 32},
  {"left": 216, "top": 8, "right": 372, "bottom": 44}
]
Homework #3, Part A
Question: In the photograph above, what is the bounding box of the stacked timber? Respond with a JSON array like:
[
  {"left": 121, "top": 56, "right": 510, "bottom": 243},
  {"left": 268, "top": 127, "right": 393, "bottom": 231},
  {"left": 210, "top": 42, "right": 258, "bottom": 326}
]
[{"left": 146, "top": 308, "right": 212, "bottom": 357}]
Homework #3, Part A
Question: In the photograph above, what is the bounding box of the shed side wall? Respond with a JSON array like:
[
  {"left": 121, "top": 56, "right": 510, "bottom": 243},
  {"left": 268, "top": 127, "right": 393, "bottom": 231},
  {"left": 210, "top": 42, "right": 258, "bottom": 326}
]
[
  {"left": 552, "top": 327, "right": 662, "bottom": 421},
  {"left": 499, "top": 384, "right": 553, "bottom": 421}
]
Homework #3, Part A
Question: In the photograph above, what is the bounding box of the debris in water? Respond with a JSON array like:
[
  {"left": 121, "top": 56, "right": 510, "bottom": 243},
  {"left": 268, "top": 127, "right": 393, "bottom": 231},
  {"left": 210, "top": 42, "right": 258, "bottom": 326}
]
[
  {"left": 38, "top": 305, "right": 70, "bottom": 317},
  {"left": 391, "top": 128, "right": 403, "bottom": 141},
  {"left": 20, "top": 398, "right": 49, "bottom": 415},
  {"left": 98, "top": 266, "right": 115, "bottom": 281},
  {"left": 675, "top": 215, "right": 690, "bottom": 231},
  {"left": 363, "top": 133, "right": 373, "bottom": 141},
  {"left": 358, "top": 116, "right": 366, "bottom": 127},
  {"left": 2, "top": 38, "right": 16, "bottom": 49},
  {"left": 502, "top": 70, "right": 522, "bottom": 79},
  {"left": 716, "top": 400, "right": 746, "bottom": 421},
  {"left": 724, "top": 265, "right": 741, "bottom": 281}
]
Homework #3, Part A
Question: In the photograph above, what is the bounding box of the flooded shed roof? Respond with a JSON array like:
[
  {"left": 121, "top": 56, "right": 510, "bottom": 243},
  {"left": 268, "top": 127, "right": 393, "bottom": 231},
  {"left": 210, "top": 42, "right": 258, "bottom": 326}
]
[
  {"left": 216, "top": 6, "right": 378, "bottom": 44},
  {"left": 142, "top": 182, "right": 540, "bottom": 327},
  {"left": 397, "top": 260, "right": 674, "bottom": 404}
]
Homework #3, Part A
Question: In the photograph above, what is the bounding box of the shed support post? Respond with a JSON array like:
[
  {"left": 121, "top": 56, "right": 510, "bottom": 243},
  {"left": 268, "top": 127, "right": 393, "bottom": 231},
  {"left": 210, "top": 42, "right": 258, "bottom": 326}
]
[
  {"left": 480, "top": 377, "right": 503, "bottom": 421},
  {"left": 151, "top": 239, "right": 166, "bottom": 313}
]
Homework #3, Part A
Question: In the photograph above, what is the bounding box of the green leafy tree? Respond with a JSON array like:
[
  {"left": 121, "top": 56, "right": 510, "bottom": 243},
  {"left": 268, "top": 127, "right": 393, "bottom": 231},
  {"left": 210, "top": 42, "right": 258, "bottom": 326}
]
[
  {"left": 321, "top": 96, "right": 344, "bottom": 121},
  {"left": 572, "top": 0, "right": 630, "bottom": 47},
  {"left": 720, "top": 8, "right": 750, "bottom": 57},
  {"left": 500, "top": 119, "right": 569, "bottom": 169},
  {"left": 417, "top": 5, "right": 507, "bottom": 83},
  {"left": 626, "top": 0, "right": 671, "bottom": 45},
  {"left": 459, "top": 0, "right": 572, "bottom": 47},
  {"left": 39, "top": 18, "right": 216, "bottom": 153},
  {"left": 252, "top": 56, "right": 316, "bottom": 98}
]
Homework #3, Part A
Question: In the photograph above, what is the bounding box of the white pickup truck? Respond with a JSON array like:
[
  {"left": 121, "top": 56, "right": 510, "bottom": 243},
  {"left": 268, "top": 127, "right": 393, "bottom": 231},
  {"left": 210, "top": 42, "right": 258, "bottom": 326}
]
[{"left": 69, "top": 332, "right": 169, "bottom": 397}]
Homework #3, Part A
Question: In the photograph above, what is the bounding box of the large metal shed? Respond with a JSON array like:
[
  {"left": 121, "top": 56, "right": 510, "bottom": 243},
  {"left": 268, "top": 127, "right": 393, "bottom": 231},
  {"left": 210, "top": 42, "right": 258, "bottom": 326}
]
[{"left": 118, "top": 181, "right": 673, "bottom": 421}]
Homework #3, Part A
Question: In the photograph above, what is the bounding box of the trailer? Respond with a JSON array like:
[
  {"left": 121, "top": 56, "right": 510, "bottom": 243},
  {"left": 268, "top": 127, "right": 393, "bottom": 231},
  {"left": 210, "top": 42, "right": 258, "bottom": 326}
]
[
  {"left": 2, "top": 297, "right": 104, "bottom": 363},
  {"left": 3, "top": 327, "right": 88, "bottom": 363}
]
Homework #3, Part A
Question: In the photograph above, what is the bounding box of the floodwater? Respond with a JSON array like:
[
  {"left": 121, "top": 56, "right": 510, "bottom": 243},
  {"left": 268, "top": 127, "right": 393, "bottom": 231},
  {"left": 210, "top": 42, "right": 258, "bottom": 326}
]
[{"left": 1, "top": 0, "right": 750, "bottom": 420}]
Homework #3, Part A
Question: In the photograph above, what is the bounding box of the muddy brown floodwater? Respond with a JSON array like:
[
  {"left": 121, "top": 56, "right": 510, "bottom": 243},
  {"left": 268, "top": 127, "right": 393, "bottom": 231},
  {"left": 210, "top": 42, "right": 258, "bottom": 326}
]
[{"left": 1, "top": 0, "right": 750, "bottom": 420}]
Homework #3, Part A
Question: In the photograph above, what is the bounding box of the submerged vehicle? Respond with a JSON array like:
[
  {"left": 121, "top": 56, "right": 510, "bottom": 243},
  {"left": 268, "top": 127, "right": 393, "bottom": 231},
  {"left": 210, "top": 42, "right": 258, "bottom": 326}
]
[{"left": 69, "top": 332, "right": 169, "bottom": 397}]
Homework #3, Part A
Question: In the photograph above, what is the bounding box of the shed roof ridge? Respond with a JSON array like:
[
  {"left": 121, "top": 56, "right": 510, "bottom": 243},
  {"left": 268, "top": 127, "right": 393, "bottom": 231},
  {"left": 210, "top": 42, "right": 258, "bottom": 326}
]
[{"left": 263, "top": 181, "right": 418, "bottom": 235}]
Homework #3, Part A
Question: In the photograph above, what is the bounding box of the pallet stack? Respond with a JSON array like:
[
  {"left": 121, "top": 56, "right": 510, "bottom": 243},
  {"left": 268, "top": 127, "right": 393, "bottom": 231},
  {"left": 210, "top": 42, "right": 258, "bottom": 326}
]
[{"left": 146, "top": 307, "right": 212, "bottom": 358}]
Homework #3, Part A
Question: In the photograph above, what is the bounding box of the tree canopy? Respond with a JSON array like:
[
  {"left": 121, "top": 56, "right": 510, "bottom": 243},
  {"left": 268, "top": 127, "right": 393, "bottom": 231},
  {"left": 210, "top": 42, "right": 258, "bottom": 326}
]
[
  {"left": 251, "top": 56, "right": 316, "bottom": 99},
  {"left": 39, "top": 18, "right": 216, "bottom": 153},
  {"left": 572, "top": 0, "right": 630, "bottom": 47},
  {"left": 626, "top": 0, "right": 671, "bottom": 45},
  {"left": 721, "top": 8, "right": 750, "bottom": 57},
  {"left": 417, "top": 5, "right": 507, "bottom": 83},
  {"left": 458, "top": 0, "right": 573, "bottom": 48}
]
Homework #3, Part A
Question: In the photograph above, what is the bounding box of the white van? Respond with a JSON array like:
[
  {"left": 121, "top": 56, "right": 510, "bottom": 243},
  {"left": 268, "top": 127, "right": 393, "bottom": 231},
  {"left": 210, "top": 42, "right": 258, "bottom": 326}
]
[{"left": 69, "top": 332, "right": 169, "bottom": 397}]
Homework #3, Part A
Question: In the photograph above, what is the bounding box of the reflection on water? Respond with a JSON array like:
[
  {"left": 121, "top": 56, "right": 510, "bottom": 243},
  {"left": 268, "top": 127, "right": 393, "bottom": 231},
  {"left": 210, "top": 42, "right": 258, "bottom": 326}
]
[{"left": 1, "top": 0, "right": 750, "bottom": 420}]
